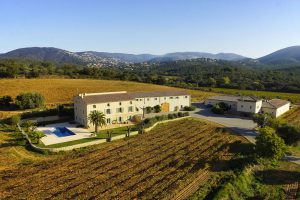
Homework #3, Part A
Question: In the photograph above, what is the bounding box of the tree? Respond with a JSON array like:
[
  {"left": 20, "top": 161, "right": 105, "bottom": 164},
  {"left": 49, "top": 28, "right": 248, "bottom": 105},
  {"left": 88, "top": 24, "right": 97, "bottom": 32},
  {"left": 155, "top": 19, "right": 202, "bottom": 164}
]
[
  {"left": 277, "top": 124, "right": 300, "bottom": 146},
  {"left": 252, "top": 114, "right": 268, "bottom": 128},
  {"left": 21, "top": 120, "right": 37, "bottom": 132},
  {"left": 256, "top": 127, "right": 286, "bottom": 163},
  {"left": 208, "top": 77, "right": 217, "bottom": 88},
  {"left": 10, "top": 115, "right": 21, "bottom": 130},
  {"left": 15, "top": 92, "right": 45, "bottom": 109},
  {"left": 0, "top": 96, "right": 13, "bottom": 107},
  {"left": 221, "top": 76, "right": 231, "bottom": 86},
  {"left": 88, "top": 110, "right": 106, "bottom": 136},
  {"left": 28, "top": 131, "right": 45, "bottom": 144}
]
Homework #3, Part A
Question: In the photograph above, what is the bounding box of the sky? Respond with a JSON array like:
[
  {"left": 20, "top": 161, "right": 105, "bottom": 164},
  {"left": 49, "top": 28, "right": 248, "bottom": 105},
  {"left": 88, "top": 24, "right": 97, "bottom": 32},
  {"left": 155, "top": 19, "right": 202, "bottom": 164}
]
[{"left": 0, "top": 0, "right": 300, "bottom": 58}]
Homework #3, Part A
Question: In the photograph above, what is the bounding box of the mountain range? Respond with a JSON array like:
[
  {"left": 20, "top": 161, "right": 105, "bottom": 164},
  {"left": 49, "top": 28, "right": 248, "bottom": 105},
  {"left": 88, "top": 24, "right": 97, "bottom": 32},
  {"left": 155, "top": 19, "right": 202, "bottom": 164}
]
[
  {"left": 1, "top": 46, "right": 300, "bottom": 67},
  {"left": 0, "top": 47, "right": 247, "bottom": 66}
]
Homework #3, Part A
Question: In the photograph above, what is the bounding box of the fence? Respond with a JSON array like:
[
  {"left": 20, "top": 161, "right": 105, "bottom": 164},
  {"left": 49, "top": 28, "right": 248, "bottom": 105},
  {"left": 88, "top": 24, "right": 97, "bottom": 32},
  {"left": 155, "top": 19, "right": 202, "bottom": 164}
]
[{"left": 18, "top": 116, "right": 191, "bottom": 153}]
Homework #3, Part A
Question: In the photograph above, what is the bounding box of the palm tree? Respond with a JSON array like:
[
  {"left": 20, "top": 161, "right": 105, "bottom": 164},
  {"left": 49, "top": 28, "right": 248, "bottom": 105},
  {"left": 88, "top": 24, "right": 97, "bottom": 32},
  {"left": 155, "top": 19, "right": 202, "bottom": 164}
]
[{"left": 88, "top": 110, "right": 106, "bottom": 136}]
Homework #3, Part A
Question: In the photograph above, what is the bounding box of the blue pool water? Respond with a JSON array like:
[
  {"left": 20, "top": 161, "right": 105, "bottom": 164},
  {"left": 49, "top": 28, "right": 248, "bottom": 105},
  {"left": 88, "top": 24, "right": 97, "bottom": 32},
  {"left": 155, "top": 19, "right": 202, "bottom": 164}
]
[{"left": 52, "top": 127, "right": 75, "bottom": 137}]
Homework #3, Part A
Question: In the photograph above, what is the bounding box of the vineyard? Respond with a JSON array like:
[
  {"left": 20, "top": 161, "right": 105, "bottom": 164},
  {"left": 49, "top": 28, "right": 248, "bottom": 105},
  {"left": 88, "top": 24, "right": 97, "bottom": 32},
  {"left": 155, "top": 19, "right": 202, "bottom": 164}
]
[
  {"left": 0, "top": 119, "right": 248, "bottom": 199},
  {"left": 282, "top": 106, "right": 300, "bottom": 127}
]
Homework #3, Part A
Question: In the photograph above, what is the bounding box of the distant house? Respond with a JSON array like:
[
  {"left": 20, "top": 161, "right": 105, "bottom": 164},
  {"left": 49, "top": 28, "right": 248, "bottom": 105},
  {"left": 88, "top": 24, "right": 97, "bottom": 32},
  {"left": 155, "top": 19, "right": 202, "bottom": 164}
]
[
  {"left": 261, "top": 99, "right": 290, "bottom": 117},
  {"left": 204, "top": 95, "right": 290, "bottom": 117},
  {"left": 74, "top": 90, "right": 190, "bottom": 127}
]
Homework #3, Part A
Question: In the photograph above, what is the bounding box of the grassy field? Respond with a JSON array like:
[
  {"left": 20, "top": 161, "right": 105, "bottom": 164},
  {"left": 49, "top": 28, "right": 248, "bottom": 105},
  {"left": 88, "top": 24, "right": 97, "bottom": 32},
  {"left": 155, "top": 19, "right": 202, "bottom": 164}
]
[
  {"left": 0, "top": 119, "right": 249, "bottom": 199},
  {"left": 0, "top": 123, "right": 52, "bottom": 171},
  {"left": 205, "top": 87, "right": 300, "bottom": 104},
  {"left": 0, "top": 78, "right": 217, "bottom": 105}
]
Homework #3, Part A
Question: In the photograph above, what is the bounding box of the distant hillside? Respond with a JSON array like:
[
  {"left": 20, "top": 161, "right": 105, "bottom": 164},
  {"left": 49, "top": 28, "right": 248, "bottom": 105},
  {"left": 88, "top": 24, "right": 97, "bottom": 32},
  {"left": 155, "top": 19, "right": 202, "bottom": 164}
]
[
  {"left": 0, "top": 47, "right": 247, "bottom": 66},
  {"left": 149, "top": 52, "right": 246, "bottom": 62},
  {"left": 259, "top": 46, "right": 300, "bottom": 65},
  {"left": 0, "top": 47, "right": 84, "bottom": 64}
]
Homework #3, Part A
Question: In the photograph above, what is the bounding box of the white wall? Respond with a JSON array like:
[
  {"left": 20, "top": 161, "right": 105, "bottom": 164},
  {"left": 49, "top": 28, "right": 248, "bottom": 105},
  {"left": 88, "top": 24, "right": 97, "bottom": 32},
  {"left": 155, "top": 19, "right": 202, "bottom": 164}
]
[
  {"left": 237, "top": 100, "right": 262, "bottom": 113},
  {"left": 134, "top": 95, "right": 190, "bottom": 112},
  {"left": 74, "top": 94, "right": 191, "bottom": 128},
  {"left": 275, "top": 103, "right": 290, "bottom": 117}
]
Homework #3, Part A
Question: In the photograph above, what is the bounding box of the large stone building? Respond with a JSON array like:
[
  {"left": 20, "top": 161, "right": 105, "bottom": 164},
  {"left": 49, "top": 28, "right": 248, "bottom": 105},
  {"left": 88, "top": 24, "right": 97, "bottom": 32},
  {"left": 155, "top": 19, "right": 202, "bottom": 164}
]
[
  {"left": 74, "top": 90, "right": 190, "bottom": 127},
  {"left": 204, "top": 95, "right": 290, "bottom": 117}
]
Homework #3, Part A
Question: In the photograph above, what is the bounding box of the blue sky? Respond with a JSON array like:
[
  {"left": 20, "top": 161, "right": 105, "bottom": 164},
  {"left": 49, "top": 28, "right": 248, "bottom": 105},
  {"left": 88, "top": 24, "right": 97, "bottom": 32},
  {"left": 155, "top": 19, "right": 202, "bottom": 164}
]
[{"left": 0, "top": 0, "right": 300, "bottom": 58}]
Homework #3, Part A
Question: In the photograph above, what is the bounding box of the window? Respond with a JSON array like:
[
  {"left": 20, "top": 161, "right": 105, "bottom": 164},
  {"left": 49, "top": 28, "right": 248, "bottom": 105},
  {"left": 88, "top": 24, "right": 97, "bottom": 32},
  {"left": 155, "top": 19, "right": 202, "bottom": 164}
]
[
  {"left": 164, "top": 97, "right": 166, "bottom": 100},
  {"left": 119, "top": 102, "right": 122, "bottom": 105},
  {"left": 241, "top": 105, "right": 243, "bottom": 108},
  {"left": 154, "top": 98, "right": 157, "bottom": 100},
  {"left": 106, "top": 109, "right": 111, "bottom": 114},
  {"left": 140, "top": 99, "right": 143, "bottom": 101},
  {"left": 250, "top": 106, "right": 252, "bottom": 109},
  {"left": 93, "top": 104, "right": 96, "bottom": 108},
  {"left": 107, "top": 103, "right": 110, "bottom": 107},
  {"left": 116, "top": 107, "right": 123, "bottom": 113},
  {"left": 181, "top": 105, "right": 183, "bottom": 108},
  {"left": 106, "top": 118, "right": 111, "bottom": 124},
  {"left": 185, "top": 96, "right": 188, "bottom": 98},
  {"left": 118, "top": 116, "right": 122, "bottom": 122},
  {"left": 130, "top": 101, "right": 132, "bottom": 104},
  {"left": 147, "top": 98, "right": 150, "bottom": 101},
  {"left": 128, "top": 106, "right": 133, "bottom": 112},
  {"left": 136, "top": 99, "right": 139, "bottom": 101},
  {"left": 170, "top": 97, "right": 173, "bottom": 99},
  {"left": 136, "top": 107, "right": 139, "bottom": 111},
  {"left": 176, "top": 96, "right": 179, "bottom": 99}
]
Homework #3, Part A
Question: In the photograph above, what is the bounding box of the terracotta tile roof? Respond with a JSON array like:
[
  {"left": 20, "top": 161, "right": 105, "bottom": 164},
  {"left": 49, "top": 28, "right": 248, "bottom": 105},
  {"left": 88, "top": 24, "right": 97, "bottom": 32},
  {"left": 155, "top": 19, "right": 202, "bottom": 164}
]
[
  {"left": 262, "top": 99, "right": 290, "bottom": 109},
  {"left": 237, "top": 96, "right": 262, "bottom": 102},
  {"left": 207, "top": 95, "right": 262, "bottom": 102},
  {"left": 81, "top": 90, "right": 189, "bottom": 104},
  {"left": 82, "top": 93, "right": 133, "bottom": 104}
]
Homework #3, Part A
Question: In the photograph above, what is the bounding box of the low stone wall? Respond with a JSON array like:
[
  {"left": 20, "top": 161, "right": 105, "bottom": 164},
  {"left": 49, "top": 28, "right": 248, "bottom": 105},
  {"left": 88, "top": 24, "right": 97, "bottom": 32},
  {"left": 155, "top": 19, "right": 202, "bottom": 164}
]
[{"left": 18, "top": 116, "right": 191, "bottom": 153}]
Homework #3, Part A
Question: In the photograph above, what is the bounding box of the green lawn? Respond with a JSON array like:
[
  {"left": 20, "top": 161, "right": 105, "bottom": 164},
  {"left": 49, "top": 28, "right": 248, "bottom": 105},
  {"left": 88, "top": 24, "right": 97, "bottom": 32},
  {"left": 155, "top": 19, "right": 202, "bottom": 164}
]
[{"left": 39, "top": 125, "right": 138, "bottom": 148}]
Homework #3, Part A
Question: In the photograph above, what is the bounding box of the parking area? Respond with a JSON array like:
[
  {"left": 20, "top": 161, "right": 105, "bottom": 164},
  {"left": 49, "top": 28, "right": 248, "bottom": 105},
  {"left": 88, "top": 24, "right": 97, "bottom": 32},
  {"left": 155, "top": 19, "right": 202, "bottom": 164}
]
[{"left": 190, "top": 103, "right": 258, "bottom": 143}]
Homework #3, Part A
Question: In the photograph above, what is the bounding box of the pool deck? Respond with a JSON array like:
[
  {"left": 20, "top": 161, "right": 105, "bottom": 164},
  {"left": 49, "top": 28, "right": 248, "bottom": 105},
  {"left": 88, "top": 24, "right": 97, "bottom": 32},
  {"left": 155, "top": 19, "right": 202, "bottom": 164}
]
[{"left": 38, "top": 122, "right": 92, "bottom": 145}]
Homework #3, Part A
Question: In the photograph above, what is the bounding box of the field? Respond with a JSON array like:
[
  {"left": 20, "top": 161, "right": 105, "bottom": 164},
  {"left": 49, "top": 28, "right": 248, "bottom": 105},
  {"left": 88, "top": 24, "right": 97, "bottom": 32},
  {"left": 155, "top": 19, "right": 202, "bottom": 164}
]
[
  {"left": 0, "top": 119, "right": 249, "bottom": 199},
  {"left": 0, "top": 78, "right": 217, "bottom": 105},
  {"left": 205, "top": 87, "right": 300, "bottom": 104},
  {"left": 0, "top": 124, "right": 51, "bottom": 171}
]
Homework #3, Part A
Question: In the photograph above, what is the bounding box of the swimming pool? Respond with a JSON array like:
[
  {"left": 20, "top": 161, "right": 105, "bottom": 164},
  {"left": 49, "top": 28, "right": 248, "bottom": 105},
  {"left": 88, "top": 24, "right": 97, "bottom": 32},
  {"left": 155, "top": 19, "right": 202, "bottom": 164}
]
[{"left": 52, "top": 127, "right": 75, "bottom": 137}]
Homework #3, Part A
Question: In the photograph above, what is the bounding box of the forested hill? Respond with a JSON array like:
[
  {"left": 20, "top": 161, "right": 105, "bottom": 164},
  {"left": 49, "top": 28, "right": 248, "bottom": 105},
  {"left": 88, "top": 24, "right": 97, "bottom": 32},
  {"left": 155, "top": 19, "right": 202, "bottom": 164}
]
[
  {"left": 134, "top": 58, "right": 300, "bottom": 92},
  {"left": 1, "top": 58, "right": 300, "bottom": 93}
]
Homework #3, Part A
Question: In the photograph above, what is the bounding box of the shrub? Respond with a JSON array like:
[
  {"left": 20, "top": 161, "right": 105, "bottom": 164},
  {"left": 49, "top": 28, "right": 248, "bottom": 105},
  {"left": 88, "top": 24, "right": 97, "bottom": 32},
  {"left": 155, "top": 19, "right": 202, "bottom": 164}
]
[
  {"left": 153, "top": 105, "right": 161, "bottom": 113},
  {"left": 211, "top": 104, "right": 225, "bottom": 114},
  {"left": 132, "top": 115, "right": 142, "bottom": 123},
  {"left": 277, "top": 124, "right": 300, "bottom": 146},
  {"left": 10, "top": 115, "right": 21, "bottom": 126},
  {"left": 15, "top": 92, "right": 45, "bottom": 109},
  {"left": 145, "top": 106, "right": 152, "bottom": 114},
  {"left": 0, "top": 95, "right": 13, "bottom": 107},
  {"left": 178, "top": 112, "right": 183, "bottom": 117},
  {"left": 183, "top": 112, "right": 190, "bottom": 116},
  {"left": 183, "top": 106, "right": 196, "bottom": 111},
  {"left": 168, "top": 114, "right": 175, "bottom": 119}
]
